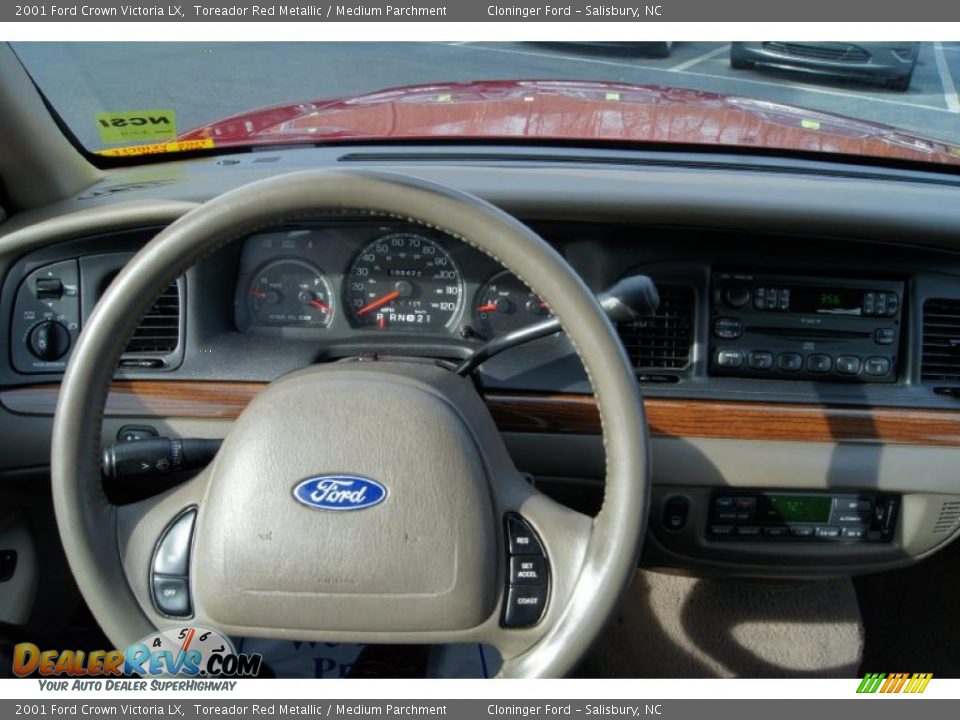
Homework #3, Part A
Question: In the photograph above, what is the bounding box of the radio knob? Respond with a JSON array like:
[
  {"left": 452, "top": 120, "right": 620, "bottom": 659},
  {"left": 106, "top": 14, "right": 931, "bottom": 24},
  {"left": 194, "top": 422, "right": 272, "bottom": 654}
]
[
  {"left": 723, "top": 284, "right": 751, "bottom": 309},
  {"left": 27, "top": 321, "right": 71, "bottom": 361}
]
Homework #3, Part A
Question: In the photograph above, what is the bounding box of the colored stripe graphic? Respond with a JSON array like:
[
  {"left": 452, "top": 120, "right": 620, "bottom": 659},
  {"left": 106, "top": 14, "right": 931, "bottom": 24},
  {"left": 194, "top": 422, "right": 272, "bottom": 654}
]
[{"left": 858, "top": 672, "right": 932, "bottom": 693}]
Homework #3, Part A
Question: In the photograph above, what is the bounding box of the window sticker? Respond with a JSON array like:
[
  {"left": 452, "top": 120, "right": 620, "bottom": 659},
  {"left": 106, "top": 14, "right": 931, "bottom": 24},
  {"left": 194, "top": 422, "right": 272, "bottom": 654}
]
[{"left": 95, "top": 109, "right": 177, "bottom": 144}]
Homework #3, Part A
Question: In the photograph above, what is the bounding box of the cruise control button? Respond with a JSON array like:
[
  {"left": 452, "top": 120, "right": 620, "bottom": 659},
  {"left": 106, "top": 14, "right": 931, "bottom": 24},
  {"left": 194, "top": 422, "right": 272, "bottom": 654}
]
[
  {"left": 807, "top": 354, "right": 833, "bottom": 373},
  {"left": 152, "top": 576, "right": 191, "bottom": 617},
  {"left": 864, "top": 357, "right": 891, "bottom": 376},
  {"left": 778, "top": 353, "right": 803, "bottom": 372},
  {"left": 748, "top": 351, "right": 774, "bottom": 370},
  {"left": 716, "top": 350, "right": 744, "bottom": 368},
  {"left": 835, "top": 356, "right": 862, "bottom": 376},
  {"left": 506, "top": 516, "right": 543, "bottom": 556},
  {"left": 510, "top": 556, "right": 547, "bottom": 585},
  {"left": 153, "top": 510, "right": 196, "bottom": 577},
  {"left": 503, "top": 585, "right": 547, "bottom": 627}
]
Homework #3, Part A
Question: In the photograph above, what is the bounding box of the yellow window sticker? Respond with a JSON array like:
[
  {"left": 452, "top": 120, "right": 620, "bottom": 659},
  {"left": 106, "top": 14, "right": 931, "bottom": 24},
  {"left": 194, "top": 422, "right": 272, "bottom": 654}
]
[
  {"left": 801, "top": 119, "right": 821, "bottom": 131},
  {"left": 96, "top": 109, "right": 177, "bottom": 144},
  {"left": 96, "top": 139, "right": 214, "bottom": 158}
]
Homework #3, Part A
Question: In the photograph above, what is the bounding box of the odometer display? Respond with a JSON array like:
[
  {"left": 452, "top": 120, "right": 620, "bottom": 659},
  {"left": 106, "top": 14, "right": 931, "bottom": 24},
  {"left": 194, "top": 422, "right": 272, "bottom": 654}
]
[{"left": 344, "top": 233, "right": 464, "bottom": 331}]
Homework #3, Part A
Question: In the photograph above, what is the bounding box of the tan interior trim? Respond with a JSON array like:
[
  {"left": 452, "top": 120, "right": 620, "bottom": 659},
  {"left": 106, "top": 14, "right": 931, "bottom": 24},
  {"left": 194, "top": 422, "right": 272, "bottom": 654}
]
[{"left": 3, "top": 382, "right": 960, "bottom": 446}]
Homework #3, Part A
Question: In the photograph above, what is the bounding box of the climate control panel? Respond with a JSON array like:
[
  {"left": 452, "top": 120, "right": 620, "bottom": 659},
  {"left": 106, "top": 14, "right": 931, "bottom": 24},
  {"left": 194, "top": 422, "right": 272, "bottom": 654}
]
[{"left": 707, "top": 491, "right": 899, "bottom": 543}]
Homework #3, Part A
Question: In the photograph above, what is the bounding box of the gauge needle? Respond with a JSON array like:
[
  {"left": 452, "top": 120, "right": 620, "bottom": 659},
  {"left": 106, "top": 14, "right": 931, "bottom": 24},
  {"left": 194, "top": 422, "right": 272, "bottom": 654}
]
[
  {"left": 477, "top": 303, "right": 498, "bottom": 312},
  {"left": 308, "top": 299, "right": 331, "bottom": 314},
  {"left": 248, "top": 289, "right": 267, "bottom": 298},
  {"left": 356, "top": 289, "right": 401, "bottom": 316}
]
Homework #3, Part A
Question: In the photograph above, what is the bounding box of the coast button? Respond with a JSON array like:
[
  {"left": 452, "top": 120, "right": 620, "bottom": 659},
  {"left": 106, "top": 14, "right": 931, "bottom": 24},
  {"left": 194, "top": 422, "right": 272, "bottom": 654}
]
[{"left": 503, "top": 585, "right": 547, "bottom": 627}]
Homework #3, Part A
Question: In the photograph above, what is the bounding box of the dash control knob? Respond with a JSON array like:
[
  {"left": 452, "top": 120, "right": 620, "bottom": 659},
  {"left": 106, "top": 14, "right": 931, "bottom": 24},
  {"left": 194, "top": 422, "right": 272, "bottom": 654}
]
[
  {"left": 27, "top": 321, "right": 71, "bottom": 361},
  {"left": 722, "top": 284, "right": 751, "bottom": 309}
]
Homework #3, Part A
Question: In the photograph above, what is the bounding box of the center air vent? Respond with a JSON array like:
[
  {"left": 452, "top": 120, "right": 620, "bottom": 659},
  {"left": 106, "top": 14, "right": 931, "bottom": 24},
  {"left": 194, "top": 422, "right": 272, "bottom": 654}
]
[
  {"left": 125, "top": 281, "right": 181, "bottom": 355},
  {"left": 617, "top": 284, "right": 695, "bottom": 371},
  {"left": 921, "top": 298, "right": 960, "bottom": 383}
]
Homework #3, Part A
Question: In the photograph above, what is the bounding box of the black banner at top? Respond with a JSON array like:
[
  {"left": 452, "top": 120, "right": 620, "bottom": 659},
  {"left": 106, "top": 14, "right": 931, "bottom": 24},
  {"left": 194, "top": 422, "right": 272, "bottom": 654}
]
[{"left": 4, "top": 0, "right": 960, "bottom": 22}]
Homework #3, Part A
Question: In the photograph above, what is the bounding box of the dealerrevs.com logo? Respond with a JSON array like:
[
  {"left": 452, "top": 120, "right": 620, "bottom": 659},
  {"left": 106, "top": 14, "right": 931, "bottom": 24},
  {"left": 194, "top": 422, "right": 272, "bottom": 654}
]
[{"left": 13, "top": 626, "right": 262, "bottom": 689}]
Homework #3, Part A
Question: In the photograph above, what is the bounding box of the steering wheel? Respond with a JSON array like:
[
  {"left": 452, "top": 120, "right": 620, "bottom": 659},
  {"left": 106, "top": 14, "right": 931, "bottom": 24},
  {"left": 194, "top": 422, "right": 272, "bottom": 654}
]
[{"left": 50, "top": 170, "right": 650, "bottom": 678}]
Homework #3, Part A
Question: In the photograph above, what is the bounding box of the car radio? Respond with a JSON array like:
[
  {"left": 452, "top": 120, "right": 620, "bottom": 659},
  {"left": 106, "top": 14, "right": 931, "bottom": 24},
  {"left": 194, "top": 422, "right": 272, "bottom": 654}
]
[
  {"left": 710, "top": 272, "right": 904, "bottom": 382},
  {"left": 707, "top": 491, "right": 899, "bottom": 542}
]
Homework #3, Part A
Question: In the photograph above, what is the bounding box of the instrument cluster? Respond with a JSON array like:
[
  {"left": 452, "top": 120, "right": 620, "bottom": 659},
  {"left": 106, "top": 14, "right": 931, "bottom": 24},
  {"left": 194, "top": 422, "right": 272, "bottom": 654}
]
[{"left": 234, "top": 221, "right": 552, "bottom": 341}]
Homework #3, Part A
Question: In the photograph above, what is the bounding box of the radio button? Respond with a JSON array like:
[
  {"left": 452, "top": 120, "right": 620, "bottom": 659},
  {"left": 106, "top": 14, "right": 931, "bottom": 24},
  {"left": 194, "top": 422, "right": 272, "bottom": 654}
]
[
  {"left": 710, "top": 525, "right": 735, "bottom": 536},
  {"left": 716, "top": 496, "right": 735, "bottom": 509},
  {"left": 841, "top": 527, "right": 867, "bottom": 540},
  {"left": 876, "top": 293, "right": 888, "bottom": 316},
  {"left": 885, "top": 294, "right": 899, "bottom": 316},
  {"left": 763, "top": 525, "right": 788, "bottom": 538},
  {"left": 790, "top": 526, "right": 814, "bottom": 538},
  {"left": 748, "top": 351, "right": 774, "bottom": 370},
  {"left": 874, "top": 328, "right": 895, "bottom": 345},
  {"left": 778, "top": 353, "right": 803, "bottom": 372},
  {"left": 766, "top": 287, "right": 779, "bottom": 310},
  {"left": 836, "top": 356, "right": 862, "bottom": 376},
  {"left": 723, "top": 284, "right": 751, "bottom": 309},
  {"left": 807, "top": 354, "right": 833, "bottom": 373},
  {"left": 714, "top": 317, "right": 744, "bottom": 339},
  {"left": 864, "top": 292, "right": 876, "bottom": 316},
  {"left": 717, "top": 350, "right": 744, "bottom": 368},
  {"left": 864, "top": 357, "right": 891, "bottom": 376},
  {"left": 753, "top": 286, "right": 766, "bottom": 310},
  {"left": 736, "top": 525, "right": 761, "bottom": 537},
  {"left": 779, "top": 288, "right": 791, "bottom": 311},
  {"left": 735, "top": 496, "right": 757, "bottom": 509},
  {"left": 815, "top": 526, "right": 841, "bottom": 539}
]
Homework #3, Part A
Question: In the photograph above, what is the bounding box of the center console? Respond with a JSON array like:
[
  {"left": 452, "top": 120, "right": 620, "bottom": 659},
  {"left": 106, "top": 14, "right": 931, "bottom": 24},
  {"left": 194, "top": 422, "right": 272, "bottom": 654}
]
[{"left": 710, "top": 271, "right": 904, "bottom": 382}]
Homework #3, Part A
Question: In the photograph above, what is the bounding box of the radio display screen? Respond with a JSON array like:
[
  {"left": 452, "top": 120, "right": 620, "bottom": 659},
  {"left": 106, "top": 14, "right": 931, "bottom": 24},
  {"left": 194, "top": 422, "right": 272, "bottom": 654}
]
[
  {"left": 762, "top": 495, "right": 833, "bottom": 523},
  {"left": 790, "top": 286, "right": 864, "bottom": 315}
]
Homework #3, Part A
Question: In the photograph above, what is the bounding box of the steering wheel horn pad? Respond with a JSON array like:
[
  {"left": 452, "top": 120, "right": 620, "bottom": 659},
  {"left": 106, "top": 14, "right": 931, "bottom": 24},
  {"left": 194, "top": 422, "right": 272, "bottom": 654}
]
[{"left": 50, "top": 169, "right": 650, "bottom": 677}]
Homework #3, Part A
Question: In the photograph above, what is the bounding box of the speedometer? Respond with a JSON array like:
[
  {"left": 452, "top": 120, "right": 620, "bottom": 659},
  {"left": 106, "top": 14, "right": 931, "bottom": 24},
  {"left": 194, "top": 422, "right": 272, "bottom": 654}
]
[{"left": 344, "top": 232, "right": 464, "bottom": 331}]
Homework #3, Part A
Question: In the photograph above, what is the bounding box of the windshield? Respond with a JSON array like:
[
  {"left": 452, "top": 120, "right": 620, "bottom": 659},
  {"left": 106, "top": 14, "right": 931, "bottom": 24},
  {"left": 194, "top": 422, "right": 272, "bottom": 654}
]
[{"left": 11, "top": 41, "right": 960, "bottom": 166}]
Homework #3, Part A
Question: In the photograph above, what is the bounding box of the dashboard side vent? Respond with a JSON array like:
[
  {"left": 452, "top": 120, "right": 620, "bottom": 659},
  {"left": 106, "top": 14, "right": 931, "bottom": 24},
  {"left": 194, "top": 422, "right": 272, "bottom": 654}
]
[
  {"left": 934, "top": 501, "right": 960, "bottom": 535},
  {"left": 921, "top": 299, "right": 960, "bottom": 382},
  {"left": 125, "top": 281, "right": 180, "bottom": 354},
  {"left": 617, "top": 284, "right": 695, "bottom": 371}
]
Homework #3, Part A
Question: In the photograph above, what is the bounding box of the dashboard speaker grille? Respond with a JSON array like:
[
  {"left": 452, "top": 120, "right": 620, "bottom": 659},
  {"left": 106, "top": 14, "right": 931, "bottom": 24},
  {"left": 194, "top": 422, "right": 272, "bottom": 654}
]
[
  {"left": 934, "top": 501, "right": 960, "bottom": 535},
  {"left": 125, "top": 281, "right": 180, "bottom": 354},
  {"left": 617, "top": 284, "right": 694, "bottom": 371},
  {"left": 921, "top": 298, "right": 960, "bottom": 382}
]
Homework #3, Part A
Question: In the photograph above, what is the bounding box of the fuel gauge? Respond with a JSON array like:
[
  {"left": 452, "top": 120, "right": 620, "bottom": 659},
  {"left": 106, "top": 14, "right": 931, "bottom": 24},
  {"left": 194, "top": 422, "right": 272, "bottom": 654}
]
[
  {"left": 246, "top": 259, "right": 334, "bottom": 328},
  {"left": 475, "top": 270, "right": 551, "bottom": 338}
]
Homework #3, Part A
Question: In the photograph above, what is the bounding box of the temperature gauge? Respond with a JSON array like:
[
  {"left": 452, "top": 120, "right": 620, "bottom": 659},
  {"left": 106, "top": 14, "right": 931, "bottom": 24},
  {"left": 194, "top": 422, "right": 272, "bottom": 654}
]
[
  {"left": 245, "top": 259, "right": 334, "bottom": 328},
  {"left": 475, "top": 270, "right": 551, "bottom": 338}
]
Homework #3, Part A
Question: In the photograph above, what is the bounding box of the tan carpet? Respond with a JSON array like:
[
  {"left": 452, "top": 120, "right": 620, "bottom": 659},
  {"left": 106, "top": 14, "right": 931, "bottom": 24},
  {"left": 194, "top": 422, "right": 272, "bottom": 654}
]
[{"left": 577, "top": 570, "right": 864, "bottom": 678}]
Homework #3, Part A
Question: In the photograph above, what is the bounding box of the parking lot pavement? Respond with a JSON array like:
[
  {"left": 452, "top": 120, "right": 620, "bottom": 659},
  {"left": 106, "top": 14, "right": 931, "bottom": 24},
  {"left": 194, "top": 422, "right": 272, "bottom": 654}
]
[{"left": 11, "top": 41, "right": 960, "bottom": 152}]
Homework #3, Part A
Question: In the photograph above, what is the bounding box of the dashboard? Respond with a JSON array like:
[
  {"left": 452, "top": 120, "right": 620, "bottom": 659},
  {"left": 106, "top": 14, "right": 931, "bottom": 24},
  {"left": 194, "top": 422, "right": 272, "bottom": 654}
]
[{"left": 2, "top": 145, "right": 960, "bottom": 580}]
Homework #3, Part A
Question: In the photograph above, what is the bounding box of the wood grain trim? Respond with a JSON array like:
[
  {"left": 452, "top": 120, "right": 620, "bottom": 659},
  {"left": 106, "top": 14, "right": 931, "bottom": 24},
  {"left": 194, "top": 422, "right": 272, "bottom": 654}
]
[
  {"left": 2, "top": 382, "right": 959, "bottom": 446},
  {"left": 485, "top": 392, "right": 960, "bottom": 446}
]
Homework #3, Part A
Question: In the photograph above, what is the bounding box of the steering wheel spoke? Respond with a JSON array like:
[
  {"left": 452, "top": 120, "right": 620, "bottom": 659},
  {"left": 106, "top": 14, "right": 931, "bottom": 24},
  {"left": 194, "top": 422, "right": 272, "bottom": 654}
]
[{"left": 116, "top": 465, "right": 213, "bottom": 625}]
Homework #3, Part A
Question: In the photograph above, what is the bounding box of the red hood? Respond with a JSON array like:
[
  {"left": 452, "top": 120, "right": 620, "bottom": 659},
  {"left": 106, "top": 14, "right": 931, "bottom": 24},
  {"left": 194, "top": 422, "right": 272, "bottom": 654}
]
[{"left": 177, "top": 80, "right": 960, "bottom": 166}]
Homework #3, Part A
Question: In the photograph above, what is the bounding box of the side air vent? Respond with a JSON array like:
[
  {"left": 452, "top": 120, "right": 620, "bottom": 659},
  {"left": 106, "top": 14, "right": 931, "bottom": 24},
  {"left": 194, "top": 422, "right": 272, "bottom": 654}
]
[
  {"left": 617, "top": 284, "right": 695, "bottom": 371},
  {"left": 125, "top": 281, "right": 181, "bottom": 354},
  {"left": 934, "top": 501, "right": 960, "bottom": 534},
  {"left": 921, "top": 299, "right": 960, "bottom": 382}
]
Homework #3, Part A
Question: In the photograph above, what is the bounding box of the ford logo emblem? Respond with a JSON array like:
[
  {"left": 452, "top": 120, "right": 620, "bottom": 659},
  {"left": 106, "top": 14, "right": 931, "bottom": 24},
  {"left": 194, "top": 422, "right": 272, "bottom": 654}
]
[{"left": 293, "top": 475, "right": 387, "bottom": 512}]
